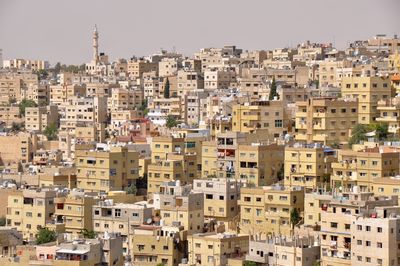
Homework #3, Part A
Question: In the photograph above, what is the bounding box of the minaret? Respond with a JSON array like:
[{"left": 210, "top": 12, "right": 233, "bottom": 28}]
[{"left": 92, "top": 24, "right": 99, "bottom": 64}]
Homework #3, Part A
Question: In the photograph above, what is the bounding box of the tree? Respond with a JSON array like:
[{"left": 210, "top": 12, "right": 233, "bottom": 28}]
[
  {"left": 19, "top": 99, "right": 37, "bottom": 116},
  {"left": 81, "top": 229, "right": 96, "bottom": 239},
  {"left": 156, "top": 263, "right": 166, "bottom": 266},
  {"left": 164, "top": 78, "right": 170, "bottom": 99},
  {"left": 36, "top": 228, "right": 57, "bottom": 244},
  {"left": 244, "top": 261, "right": 257, "bottom": 266},
  {"left": 43, "top": 123, "right": 58, "bottom": 141},
  {"left": 269, "top": 77, "right": 279, "bottom": 100},
  {"left": 0, "top": 216, "right": 6, "bottom": 226},
  {"left": 349, "top": 123, "right": 389, "bottom": 146},
  {"left": 11, "top": 122, "right": 23, "bottom": 132},
  {"left": 125, "top": 183, "right": 137, "bottom": 195},
  {"left": 166, "top": 115, "right": 178, "bottom": 128},
  {"left": 290, "top": 208, "right": 301, "bottom": 229}
]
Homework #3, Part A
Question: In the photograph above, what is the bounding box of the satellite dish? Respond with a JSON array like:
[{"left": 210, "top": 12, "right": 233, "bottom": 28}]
[{"left": 146, "top": 218, "right": 152, "bottom": 224}]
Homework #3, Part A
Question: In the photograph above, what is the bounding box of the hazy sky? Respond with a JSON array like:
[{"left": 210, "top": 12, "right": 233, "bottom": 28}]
[{"left": 0, "top": 0, "right": 399, "bottom": 65}]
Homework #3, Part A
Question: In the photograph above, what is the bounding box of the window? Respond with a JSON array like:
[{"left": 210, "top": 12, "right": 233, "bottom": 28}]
[
  {"left": 366, "top": 241, "right": 371, "bottom": 246},
  {"left": 377, "top": 227, "right": 383, "bottom": 233},
  {"left": 330, "top": 222, "right": 338, "bottom": 228},
  {"left": 357, "top": 240, "right": 362, "bottom": 245},
  {"left": 274, "top": 120, "right": 283, "bottom": 128},
  {"left": 377, "top": 242, "right": 383, "bottom": 248}
]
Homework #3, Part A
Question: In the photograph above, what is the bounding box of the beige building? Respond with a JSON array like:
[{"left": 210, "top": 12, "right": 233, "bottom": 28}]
[
  {"left": 6, "top": 188, "right": 57, "bottom": 240},
  {"left": 239, "top": 186, "right": 304, "bottom": 236},
  {"left": 131, "top": 225, "right": 186, "bottom": 266},
  {"left": 153, "top": 181, "right": 204, "bottom": 234},
  {"left": 25, "top": 105, "right": 58, "bottom": 132},
  {"left": 341, "top": 76, "right": 394, "bottom": 124},
  {"left": 192, "top": 178, "right": 240, "bottom": 227},
  {"left": 284, "top": 143, "right": 335, "bottom": 191},
  {"left": 75, "top": 145, "right": 139, "bottom": 192},
  {"left": 53, "top": 190, "right": 98, "bottom": 235},
  {"left": 376, "top": 97, "right": 400, "bottom": 134},
  {"left": 232, "top": 100, "right": 290, "bottom": 138},
  {"left": 49, "top": 84, "right": 86, "bottom": 105},
  {"left": 0, "top": 106, "right": 22, "bottom": 127},
  {"left": 320, "top": 191, "right": 398, "bottom": 266},
  {"left": 295, "top": 97, "right": 358, "bottom": 145},
  {"left": 92, "top": 200, "right": 153, "bottom": 256},
  {"left": 331, "top": 146, "right": 400, "bottom": 191},
  {"left": 0, "top": 132, "right": 36, "bottom": 165},
  {"left": 127, "top": 59, "right": 158, "bottom": 79},
  {"left": 188, "top": 232, "right": 249, "bottom": 266},
  {"left": 108, "top": 87, "right": 142, "bottom": 111},
  {"left": 245, "top": 235, "right": 320, "bottom": 266}
]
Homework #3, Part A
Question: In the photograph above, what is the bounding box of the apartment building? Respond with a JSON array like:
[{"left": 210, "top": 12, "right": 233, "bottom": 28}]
[
  {"left": 75, "top": 145, "right": 139, "bottom": 192},
  {"left": 295, "top": 97, "right": 358, "bottom": 145},
  {"left": 320, "top": 191, "right": 397, "bottom": 266},
  {"left": 108, "top": 87, "right": 142, "bottom": 111},
  {"left": 53, "top": 190, "right": 98, "bottom": 235},
  {"left": 304, "top": 191, "right": 334, "bottom": 227},
  {"left": 92, "top": 200, "right": 153, "bottom": 256},
  {"left": 188, "top": 232, "right": 249, "bottom": 266},
  {"left": 127, "top": 59, "right": 158, "bottom": 79},
  {"left": 153, "top": 181, "right": 204, "bottom": 234},
  {"left": 232, "top": 100, "right": 290, "bottom": 138},
  {"left": 0, "top": 132, "right": 36, "bottom": 165},
  {"left": 49, "top": 84, "right": 86, "bottom": 105},
  {"left": 192, "top": 178, "right": 240, "bottom": 227},
  {"left": 245, "top": 235, "right": 320, "bottom": 266},
  {"left": 20, "top": 83, "right": 50, "bottom": 105},
  {"left": 318, "top": 60, "right": 352, "bottom": 87},
  {"left": 341, "top": 76, "right": 394, "bottom": 124},
  {"left": 147, "top": 97, "right": 182, "bottom": 125},
  {"left": 6, "top": 189, "right": 57, "bottom": 240},
  {"left": 351, "top": 206, "right": 400, "bottom": 266},
  {"left": 25, "top": 105, "right": 58, "bottom": 132},
  {"left": 177, "top": 70, "right": 204, "bottom": 96},
  {"left": 54, "top": 234, "right": 123, "bottom": 266},
  {"left": 239, "top": 186, "right": 304, "bottom": 236},
  {"left": 204, "top": 68, "right": 236, "bottom": 90},
  {"left": 331, "top": 146, "right": 400, "bottom": 191},
  {"left": 159, "top": 58, "right": 181, "bottom": 77},
  {"left": 183, "top": 90, "right": 209, "bottom": 126},
  {"left": 150, "top": 136, "right": 185, "bottom": 162},
  {"left": 59, "top": 96, "right": 107, "bottom": 134},
  {"left": 284, "top": 143, "right": 335, "bottom": 191},
  {"left": 131, "top": 225, "right": 186, "bottom": 266},
  {"left": 0, "top": 106, "right": 22, "bottom": 127},
  {"left": 143, "top": 71, "right": 160, "bottom": 99},
  {"left": 376, "top": 97, "right": 400, "bottom": 134}
]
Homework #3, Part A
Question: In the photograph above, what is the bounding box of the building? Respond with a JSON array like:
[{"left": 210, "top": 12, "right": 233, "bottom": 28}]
[
  {"left": 0, "top": 106, "right": 22, "bottom": 127},
  {"left": 92, "top": 200, "right": 153, "bottom": 256},
  {"left": 284, "top": 143, "right": 335, "bottom": 191},
  {"left": 245, "top": 235, "right": 320, "bottom": 266},
  {"left": 54, "top": 233, "right": 123, "bottom": 266},
  {"left": 295, "top": 97, "right": 358, "bottom": 145},
  {"left": 188, "top": 232, "right": 249, "bottom": 266},
  {"left": 239, "top": 186, "right": 304, "bottom": 236},
  {"left": 341, "top": 76, "right": 394, "bottom": 124},
  {"left": 232, "top": 100, "right": 290, "bottom": 138},
  {"left": 6, "top": 188, "right": 57, "bottom": 240},
  {"left": 331, "top": 146, "right": 400, "bottom": 191},
  {"left": 320, "top": 190, "right": 397, "bottom": 266},
  {"left": 153, "top": 181, "right": 204, "bottom": 234},
  {"left": 376, "top": 97, "right": 400, "bottom": 134},
  {"left": 25, "top": 105, "right": 58, "bottom": 132},
  {"left": 131, "top": 225, "right": 186, "bottom": 266},
  {"left": 75, "top": 145, "right": 139, "bottom": 192},
  {"left": 127, "top": 59, "right": 158, "bottom": 79},
  {"left": 192, "top": 178, "right": 240, "bottom": 228},
  {"left": 351, "top": 205, "right": 400, "bottom": 266},
  {"left": 53, "top": 190, "right": 98, "bottom": 235},
  {"left": 0, "top": 132, "right": 36, "bottom": 165},
  {"left": 147, "top": 152, "right": 197, "bottom": 195}
]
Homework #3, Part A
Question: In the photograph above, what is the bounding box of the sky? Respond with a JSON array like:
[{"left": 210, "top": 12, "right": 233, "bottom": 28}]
[{"left": 0, "top": 0, "right": 399, "bottom": 65}]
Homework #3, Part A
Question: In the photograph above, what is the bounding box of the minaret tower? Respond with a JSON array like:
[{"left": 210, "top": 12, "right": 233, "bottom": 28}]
[{"left": 92, "top": 24, "right": 99, "bottom": 64}]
